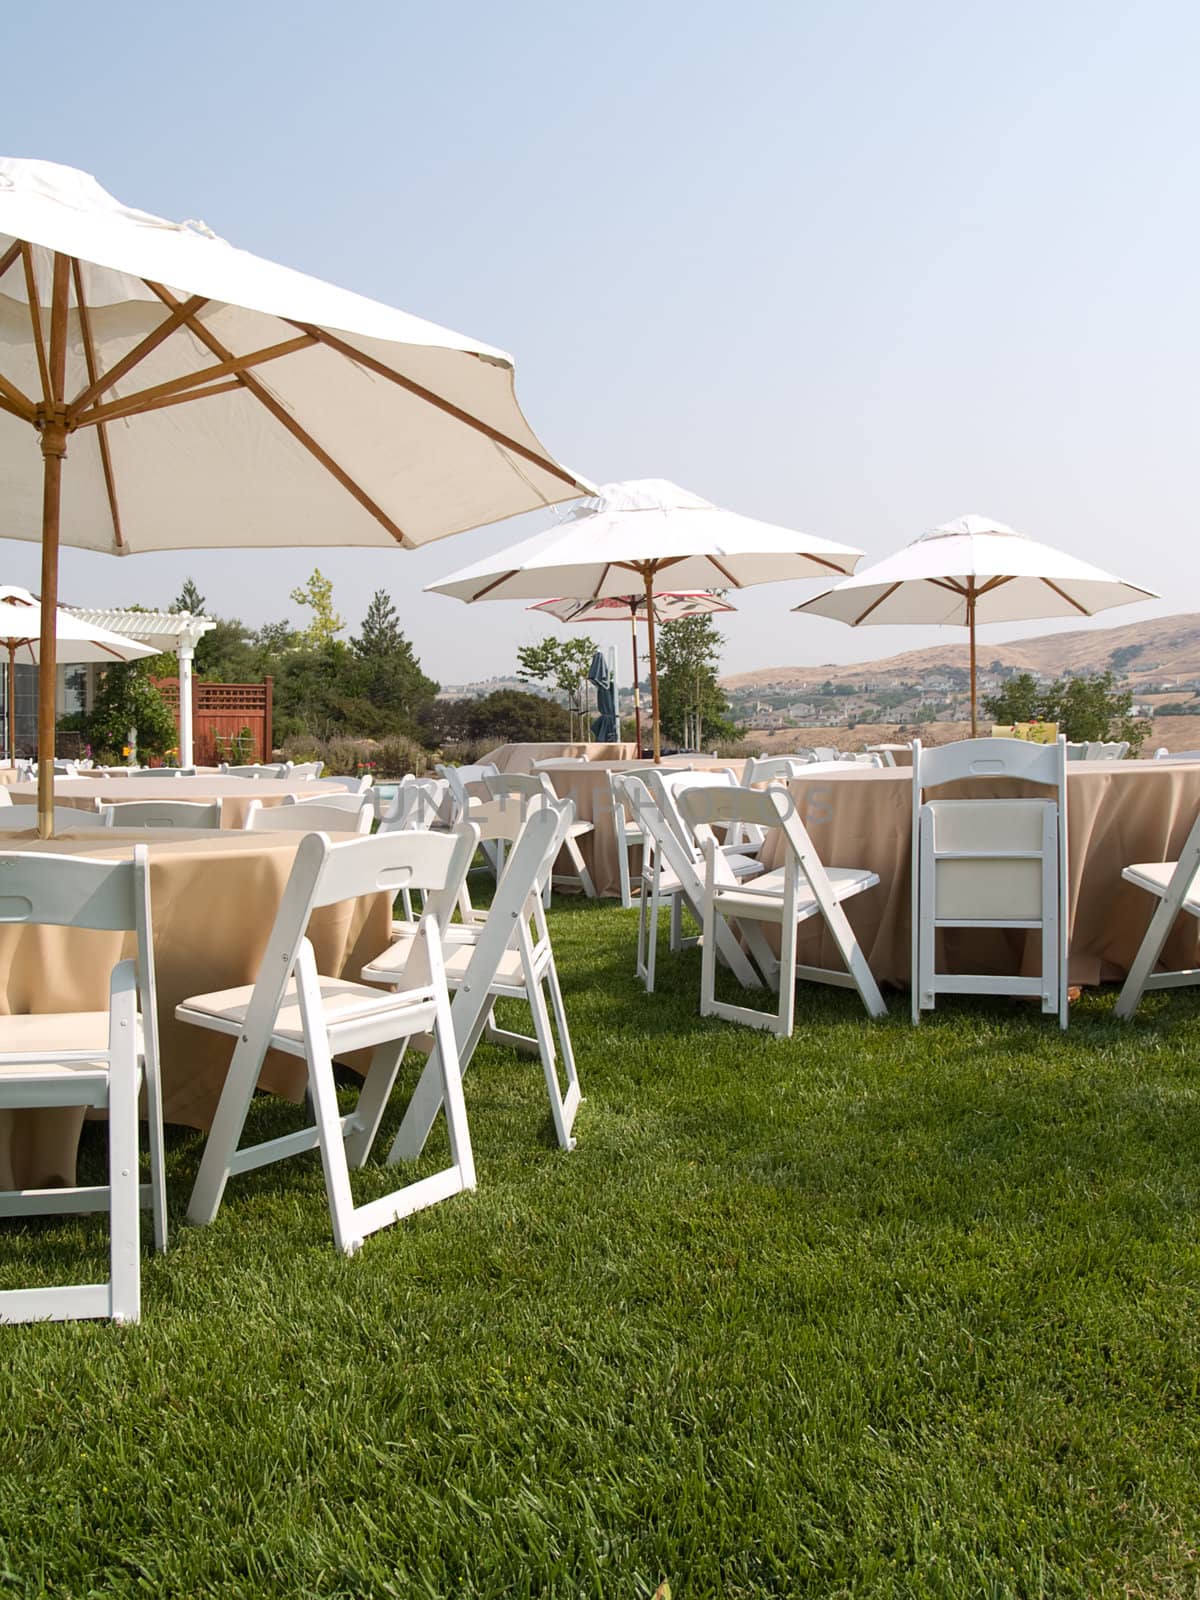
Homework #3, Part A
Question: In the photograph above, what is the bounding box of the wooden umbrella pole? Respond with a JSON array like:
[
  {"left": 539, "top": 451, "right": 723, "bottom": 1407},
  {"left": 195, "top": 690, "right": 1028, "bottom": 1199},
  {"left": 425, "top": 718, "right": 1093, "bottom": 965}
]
[
  {"left": 968, "top": 583, "right": 978, "bottom": 738},
  {"left": 37, "top": 252, "right": 71, "bottom": 840},
  {"left": 630, "top": 612, "right": 642, "bottom": 754},
  {"left": 642, "top": 567, "right": 662, "bottom": 763}
]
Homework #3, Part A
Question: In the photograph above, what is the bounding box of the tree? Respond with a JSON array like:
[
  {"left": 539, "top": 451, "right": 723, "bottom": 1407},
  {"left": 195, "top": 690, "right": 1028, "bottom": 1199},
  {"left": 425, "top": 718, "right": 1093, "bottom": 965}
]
[
  {"left": 982, "top": 669, "right": 1151, "bottom": 750},
  {"left": 290, "top": 568, "right": 345, "bottom": 649},
  {"left": 656, "top": 613, "right": 741, "bottom": 747},
  {"left": 347, "top": 589, "right": 438, "bottom": 732},
  {"left": 465, "top": 689, "right": 570, "bottom": 743},
  {"left": 85, "top": 660, "right": 179, "bottom": 763},
  {"left": 171, "top": 578, "right": 206, "bottom": 615},
  {"left": 193, "top": 617, "right": 260, "bottom": 682},
  {"left": 515, "top": 636, "right": 597, "bottom": 737}
]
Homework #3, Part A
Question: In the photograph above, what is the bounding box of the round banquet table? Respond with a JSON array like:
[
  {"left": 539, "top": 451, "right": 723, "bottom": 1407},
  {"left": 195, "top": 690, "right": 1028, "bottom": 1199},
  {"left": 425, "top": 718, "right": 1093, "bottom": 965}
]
[
  {"left": 0, "top": 826, "right": 392, "bottom": 1190},
  {"left": 478, "top": 742, "right": 638, "bottom": 774},
  {"left": 753, "top": 759, "right": 1200, "bottom": 989},
  {"left": 533, "top": 758, "right": 740, "bottom": 897},
  {"left": 5, "top": 776, "right": 345, "bottom": 829}
]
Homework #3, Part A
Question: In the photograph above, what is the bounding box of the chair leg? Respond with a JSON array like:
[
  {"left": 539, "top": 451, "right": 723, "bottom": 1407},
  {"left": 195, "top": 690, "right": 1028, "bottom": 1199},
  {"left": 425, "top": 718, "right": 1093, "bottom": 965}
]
[
  {"left": 564, "top": 834, "right": 596, "bottom": 899},
  {"left": 141, "top": 1043, "right": 169, "bottom": 1254},
  {"left": 542, "top": 952, "right": 582, "bottom": 1147},
  {"left": 1115, "top": 893, "right": 1181, "bottom": 1019},
  {"left": 342, "top": 1037, "right": 409, "bottom": 1168},
  {"left": 297, "top": 986, "right": 363, "bottom": 1257},
  {"left": 108, "top": 977, "right": 142, "bottom": 1324},
  {"left": 431, "top": 975, "right": 475, "bottom": 1194},
  {"left": 699, "top": 891, "right": 718, "bottom": 1019}
]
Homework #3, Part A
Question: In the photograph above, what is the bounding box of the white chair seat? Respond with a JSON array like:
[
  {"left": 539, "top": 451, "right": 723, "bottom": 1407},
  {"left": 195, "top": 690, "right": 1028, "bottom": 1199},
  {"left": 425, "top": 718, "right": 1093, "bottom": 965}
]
[
  {"left": 1123, "top": 861, "right": 1200, "bottom": 916},
  {"left": 713, "top": 865, "right": 878, "bottom": 921},
  {"left": 178, "top": 975, "right": 437, "bottom": 1049},
  {"left": 0, "top": 1013, "right": 146, "bottom": 1105},
  {"left": 365, "top": 935, "right": 527, "bottom": 993}
]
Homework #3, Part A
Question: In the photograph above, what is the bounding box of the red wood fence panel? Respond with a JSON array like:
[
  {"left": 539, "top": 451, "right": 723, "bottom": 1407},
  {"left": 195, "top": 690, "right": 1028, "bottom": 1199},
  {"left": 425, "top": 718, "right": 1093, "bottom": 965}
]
[{"left": 154, "top": 677, "right": 273, "bottom": 764}]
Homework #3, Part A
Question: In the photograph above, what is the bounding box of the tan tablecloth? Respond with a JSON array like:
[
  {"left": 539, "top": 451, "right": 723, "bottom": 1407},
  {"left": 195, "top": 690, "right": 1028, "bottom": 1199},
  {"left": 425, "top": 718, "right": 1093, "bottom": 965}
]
[
  {"left": 537, "top": 758, "right": 740, "bottom": 896},
  {"left": 0, "top": 827, "right": 392, "bottom": 1188},
  {"left": 755, "top": 760, "right": 1200, "bottom": 988},
  {"left": 479, "top": 742, "right": 638, "bottom": 774},
  {"left": 6, "top": 776, "right": 343, "bottom": 829}
]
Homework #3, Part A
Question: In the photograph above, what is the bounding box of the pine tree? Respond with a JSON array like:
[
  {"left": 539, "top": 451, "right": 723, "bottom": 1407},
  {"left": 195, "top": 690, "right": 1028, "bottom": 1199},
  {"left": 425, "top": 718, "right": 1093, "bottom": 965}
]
[
  {"left": 172, "top": 577, "right": 206, "bottom": 615},
  {"left": 289, "top": 568, "right": 345, "bottom": 648},
  {"left": 351, "top": 590, "right": 403, "bottom": 658}
]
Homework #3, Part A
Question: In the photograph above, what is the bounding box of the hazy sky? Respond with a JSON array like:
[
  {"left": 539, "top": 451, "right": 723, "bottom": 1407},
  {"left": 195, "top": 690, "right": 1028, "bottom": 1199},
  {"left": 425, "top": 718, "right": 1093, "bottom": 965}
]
[{"left": 3, "top": 0, "right": 1197, "bottom": 685}]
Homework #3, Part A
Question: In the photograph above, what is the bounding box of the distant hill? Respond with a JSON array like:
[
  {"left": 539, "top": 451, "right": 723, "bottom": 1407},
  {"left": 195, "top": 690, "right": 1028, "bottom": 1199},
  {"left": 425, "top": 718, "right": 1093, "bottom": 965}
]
[{"left": 722, "top": 612, "right": 1200, "bottom": 695}]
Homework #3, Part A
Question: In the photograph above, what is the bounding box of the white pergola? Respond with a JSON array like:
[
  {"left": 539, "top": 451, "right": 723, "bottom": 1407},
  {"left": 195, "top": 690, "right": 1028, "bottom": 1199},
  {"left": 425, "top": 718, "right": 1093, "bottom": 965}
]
[{"left": 64, "top": 607, "right": 215, "bottom": 766}]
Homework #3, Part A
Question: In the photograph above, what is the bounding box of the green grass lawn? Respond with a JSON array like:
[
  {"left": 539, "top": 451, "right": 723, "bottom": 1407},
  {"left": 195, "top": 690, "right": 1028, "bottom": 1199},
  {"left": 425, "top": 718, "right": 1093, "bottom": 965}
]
[{"left": 3, "top": 896, "right": 1200, "bottom": 1599}]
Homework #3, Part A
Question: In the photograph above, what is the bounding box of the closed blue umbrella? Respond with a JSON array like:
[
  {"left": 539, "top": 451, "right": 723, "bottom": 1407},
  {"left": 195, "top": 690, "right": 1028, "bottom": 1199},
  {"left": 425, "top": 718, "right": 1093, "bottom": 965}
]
[{"left": 587, "top": 648, "right": 618, "bottom": 742}]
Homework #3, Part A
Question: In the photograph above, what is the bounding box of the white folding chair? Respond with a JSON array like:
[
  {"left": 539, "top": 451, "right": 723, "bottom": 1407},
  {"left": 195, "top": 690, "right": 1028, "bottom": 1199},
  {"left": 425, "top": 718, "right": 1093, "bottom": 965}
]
[
  {"left": 437, "top": 763, "right": 501, "bottom": 874},
  {"left": 243, "top": 798, "right": 374, "bottom": 834},
  {"left": 365, "top": 797, "right": 582, "bottom": 1152},
  {"left": 679, "top": 785, "right": 886, "bottom": 1034},
  {"left": 381, "top": 804, "right": 582, "bottom": 1165},
  {"left": 1154, "top": 749, "right": 1200, "bottom": 762},
  {"left": 607, "top": 771, "right": 647, "bottom": 909},
  {"left": 220, "top": 763, "right": 288, "bottom": 779},
  {"left": 0, "top": 846, "right": 167, "bottom": 1325},
  {"left": 181, "top": 826, "right": 480, "bottom": 1255},
  {"left": 741, "top": 756, "right": 818, "bottom": 786},
  {"left": 288, "top": 762, "right": 324, "bottom": 779},
  {"left": 617, "top": 774, "right": 765, "bottom": 995},
  {"left": 485, "top": 773, "right": 597, "bottom": 899},
  {"left": 0, "top": 805, "right": 111, "bottom": 830},
  {"left": 283, "top": 790, "right": 374, "bottom": 816},
  {"left": 911, "top": 736, "right": 1069, "bottom": 1027},
  {"left": 101, "top": 799, "right": 222, "bottom": 829},
  {"left": 1113, "top": 807, "right": 1200, "bottom": 1019}
]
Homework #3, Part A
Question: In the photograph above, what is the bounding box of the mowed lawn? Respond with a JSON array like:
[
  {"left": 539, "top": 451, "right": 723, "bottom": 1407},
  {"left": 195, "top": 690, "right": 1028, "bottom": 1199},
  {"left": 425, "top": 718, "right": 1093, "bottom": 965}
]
[{"left": 2, "top": 894, "right": 1200, "bottom": 1599}]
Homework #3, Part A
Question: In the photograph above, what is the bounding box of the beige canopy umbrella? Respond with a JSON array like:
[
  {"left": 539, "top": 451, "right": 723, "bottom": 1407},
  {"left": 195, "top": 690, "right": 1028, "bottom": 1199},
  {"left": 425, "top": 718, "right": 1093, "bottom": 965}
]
[
  {"left": 430, "top": 480, "right": 863, "bottom": 759},
  {"left": 0, "top": 584, "right": 157, "bottom": 763},
  {"left": 0, "top": 157, "right": 589, "bottom": 833},
  {"left": 529, "top": 591, "right": 736, "bottom": 751},
  {"left": 795, "top": 515, "right": 1159, "bottom": 734}
]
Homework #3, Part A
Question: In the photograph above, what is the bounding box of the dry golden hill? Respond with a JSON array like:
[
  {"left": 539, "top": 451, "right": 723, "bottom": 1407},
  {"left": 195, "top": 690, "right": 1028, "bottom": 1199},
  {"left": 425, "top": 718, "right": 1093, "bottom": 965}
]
[{"left": 722, "top": 612, "right": 1200, "bottom": 694}]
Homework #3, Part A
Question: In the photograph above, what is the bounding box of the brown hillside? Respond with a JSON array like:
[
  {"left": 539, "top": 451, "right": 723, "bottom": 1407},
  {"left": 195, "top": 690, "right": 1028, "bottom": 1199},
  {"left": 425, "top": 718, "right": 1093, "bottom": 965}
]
[{"left": 722, "top": 613, "right": 1200, "bottom": 693}]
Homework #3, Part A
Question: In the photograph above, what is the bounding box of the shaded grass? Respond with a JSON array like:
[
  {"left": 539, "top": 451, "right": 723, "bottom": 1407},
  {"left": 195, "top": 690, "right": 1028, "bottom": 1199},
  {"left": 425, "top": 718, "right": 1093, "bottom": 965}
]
[{"left": 2, "top": 897, "right": 1199, "bottom": 1598}]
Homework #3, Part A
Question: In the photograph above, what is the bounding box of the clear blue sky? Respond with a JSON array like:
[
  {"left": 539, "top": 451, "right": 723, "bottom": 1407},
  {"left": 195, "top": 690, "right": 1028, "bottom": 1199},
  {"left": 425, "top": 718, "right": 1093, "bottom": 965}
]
[{"left": 3, "top": 0, "right": 1197, "bottom": 682}]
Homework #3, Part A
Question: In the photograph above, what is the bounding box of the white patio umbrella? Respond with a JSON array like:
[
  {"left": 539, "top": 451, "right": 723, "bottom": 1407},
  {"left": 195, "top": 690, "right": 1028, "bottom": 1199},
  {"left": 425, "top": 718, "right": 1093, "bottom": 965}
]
[
  {"left": 529, "top": 590, "right": 736, "bottom": 751},
  {"left": 0, "top": 584, "right": 157, "bottom": 763},
  {"left": 429, "top": 479, "right": 863, "bottom": 759},
  {"left": 794, "top": 514, "right": 1159, "bottom": 734},
  {"left": 0, "top": 157, "right": 589, "bottom": 833}
]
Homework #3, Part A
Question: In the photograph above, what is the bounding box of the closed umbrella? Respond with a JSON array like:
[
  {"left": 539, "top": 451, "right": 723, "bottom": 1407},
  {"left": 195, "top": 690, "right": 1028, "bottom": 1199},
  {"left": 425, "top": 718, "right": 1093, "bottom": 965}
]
[
  {"left": 794, "top": 515, "right": 1159, "bottom": 734},
  {"left": 529, "top": 591, "right": 735, "bottom": 751},
  {"left": 430, "top": 480, "right": 862, "bottom": 759},
  {"left": 586, "top": 648, "right": 618, "bottom": 742},
  {"left": 0, "top": 157, "right": 588, "bottom": 832},
  {"left": 0, "top": 584, "right": 156, "bottom": 763}
]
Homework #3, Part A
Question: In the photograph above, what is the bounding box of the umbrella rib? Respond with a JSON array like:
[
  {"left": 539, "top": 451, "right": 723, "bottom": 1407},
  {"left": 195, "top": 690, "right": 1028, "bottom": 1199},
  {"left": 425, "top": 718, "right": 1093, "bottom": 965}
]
[
  {"left": 0, "top": 390, "right": 35, "bottom": 424},
  {"left": 1039, "top": 577, "right": 1089, "bottom": 615},
  {"left": 470, "top": 571, "right": 519, "bottom": 601},
  {"left": 73, "top": 336, "right": 318, "bottom": 429},
  {"left": 72, "top": 260, "right": 124, "bottom": 551},
  {"left": 975, "top": 573, "right": 1015, "bottom": 597},
  {"left": 20, "top": 244, "right": 51, "bottom": 406},
  {"left": 849, "top": 581, "right": 903, "bottom": 625},
  {"left": 77, "top": 378, "right": 245, "bottom": 429},
  {"left": 709, "top": 557, "right": 738, "bottom": 588},
  {"left": 146, "top": 283, "right": 411, "bottom": 546},
  {"left": 0, "top": 240, "right": 21, "bottom": 282},
  {"left": 287, "top": 322, "right": 590, "bottom": 493},
  {"left": 927, "top": 576, "right": 968, "bottom": 595},
  {"left": 68, "top": 292, "right": 210, "bottom": 415},
  {"left": 589, "top": 564, "right": 612, "bottom": 601}
]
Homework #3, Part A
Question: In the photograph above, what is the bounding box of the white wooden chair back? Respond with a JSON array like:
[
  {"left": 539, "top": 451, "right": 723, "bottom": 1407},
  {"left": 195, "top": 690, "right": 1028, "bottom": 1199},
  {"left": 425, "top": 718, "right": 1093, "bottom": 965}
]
[
  {"left": 0, "top": 805, "right": 111, "bottom": 829},
  {"left": 741, "top": 756, "right": 816, "bottom": 786},
  {"left": 243, "top": 798, "right": 374, "bottom": 834},
  {"left": 289, "top": 761, "right": 324, "bottom": 779},
  {"left": 436, "top": 763, "right": 498, "bottom": 815},
  {"left": 640, "top": 767, "right": 738, "bottom": 854},
  {"left": 911, "top": 735, "right": 1068, "bottom": 1026},
  {"left": 102, "top": 799, "right": 223, "bottom": 829},
  {"left": 283, "top": 789, "right": 373, "bottom": 815},
  {"left": 1154, "top": 749, "right": 1200, "bottom": 761},
  {"left": 221, "top": 763, "right": 288, "bottom": 779},
  {"left": 0, "top": 845, "right": 165, "bottom": 1322},
  {"left": 379, "top": 777, "right": 449, "bottom": 833},
  {"left": 322, "top": 773, "right": 373, "bottom": 794}
]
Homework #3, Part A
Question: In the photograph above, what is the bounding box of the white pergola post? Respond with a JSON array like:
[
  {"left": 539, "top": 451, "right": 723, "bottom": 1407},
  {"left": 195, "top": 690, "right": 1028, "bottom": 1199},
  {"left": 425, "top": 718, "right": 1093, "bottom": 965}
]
[{"left": 178, "top": 638, "right": 195, "bottom": 768}]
